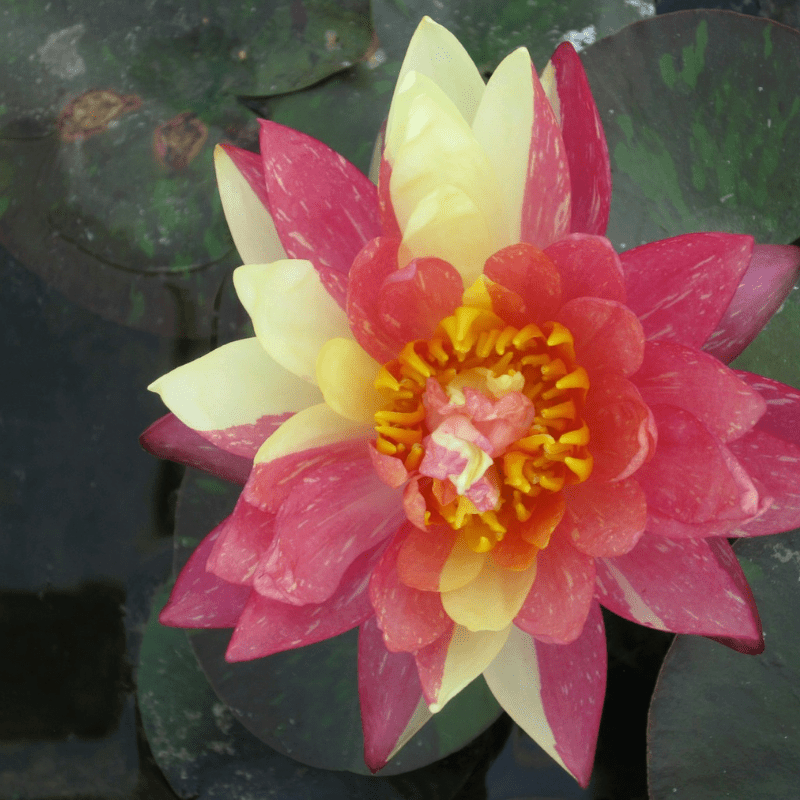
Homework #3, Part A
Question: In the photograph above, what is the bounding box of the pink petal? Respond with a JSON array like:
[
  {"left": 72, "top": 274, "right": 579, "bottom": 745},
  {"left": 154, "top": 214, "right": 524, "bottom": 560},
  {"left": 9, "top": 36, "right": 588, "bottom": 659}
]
[
  {"left": 369, "top": 441, "right": 410, "bottom": 489},
  {"left": 378, "top": 257, "right": 464, "bottom": 344},
  {"left": 513, "top": 529, "right": 596, "bottom": 644},
  {"left": 560, "top": 477, "right": 647, "bottom": 557},
  {"left": 206, "top": 497, "right": 276, "bottom": 585},
  {"left": 369, "top": 523, "right": 452, "bottom": 652},
  {"left": 224, "top": 543, "right": 382, "bottom": 661},
  {"left": 556, "top": 297, "right": 645, "bottom": 377},
  {"left": 636, "top": 404, "right": 759, "bottom": 528},
  {"left": 253, "top": 458, "right": 406, "bottom": 605},
  {"left": 544, "top": 233, "right": 625, "bottom": 304},
  {"left": 704, "top": 244, "right": 800, "bottom": 363},
  {"left": 347, "top": 236, "right": 405, "bottom": 362},
  {"left": 159, "top": 522, "right": 251, "bottom": 628},
  {"left": 520, "top": 62, "right": 571, "bottom": 248},
  {"left": 243, "top": 438, "right": 372, "bottom": 514},
  {"left": 736, "top": 372, "right": 800, "bottom": 445},
  {"left": 633, "top": 341, "right": 766, "bottom": 443},
  {"left": 620, "top": 233, "right": 753, "bottom": 347},
  {"left": 358, "top": 615, "right": 430, "bottom": 772},
  {"left": 596, "top": 534, "right": 763, "bottom": 650},
  {"left": 584, "top": 373, "right": 656, "bottom": 483},
  {"left": 396, "top": 524, "right": 459, "bottom": 592},
  {"left": 549, "top": 43, "right": 611, "bottom": 236},
  {"left": 483, "top": 243, "right": 562, "bottom": 323},
  {"left": 218, "top": 143, "right": 271, "bottom": 212},
  {"left": 140, "top": 413, "right": 252, "bottom": 485},
  {"left": 484, "top": 602, "right": 606, "bottom": 788},
  {"left": 259, "top": 120, "right": 381, "bottom": 305},
  {"left": 196, "top": 413, "right": 292, "bottom": 460}
]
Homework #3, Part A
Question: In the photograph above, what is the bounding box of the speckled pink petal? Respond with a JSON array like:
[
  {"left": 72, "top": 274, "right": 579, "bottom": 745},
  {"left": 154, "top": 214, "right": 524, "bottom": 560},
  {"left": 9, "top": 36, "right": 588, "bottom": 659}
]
[
  {"left": 206, "top": 497, "right": 276, "bottom": 585},
  {"left": 484, "top": 601, "right": 606, "bottom": 788},
  {"left": 704, "top": 244, "right": 800, "bottom": 362},
  {"left": 253, "top": 458, "right": 405, "bottom": 606},
  {"left": 556, "top": 297, "right": 644, "bottom": 377},
  {"left": 347, "top": 236, "right": 405, "bottom": 362},
  {"left": 584, "top": 373, "right": 656, "bottom": 483},
  {"left": 369, "top": 441, "right": 410, "bottom": 489},
  {"left": 140, "top": 413, "right": 252, "bottom": 485},
  {"left": 560, "top": 478, "right": 646, "bottom": 557},
  {"left": 548, "top": 42, "right": 611, "bottom": 236},
  {"left": 159, "top": 522, "right": 251, "bottom": 628},
  {"left": 483, "top": 243, "right": 562, "bottom": 323},
  {"left": 520, "top": 62, "right": 571, "bottom": 248},
  {"left": 358, "top": 615, "right": 431, "bottom": 772},
  {"left": 224, "top": 543, "right": 382, "bottom": 662},
  {"left": 369, "top": 523, "right": 452, "bottom": 652},
  {"left": 634, "top": 341, "right": 766, "bottom": 444},
  {"left": 736, "top": 372, "right": 800, "bottom": 445},
  {"left": 544, "top": 233, "right": 625, "bottom": 304},
  {"left": 620, "top": 233, "right": 753, "bottom": 347},
  {"left": 396, "top": 524, "right": 459, "bottom": 592},
  {"left": 259, "top": 120, "right": 381, "bottom": 303},
  {"left": 636, "top": 404, "right": 759, "bottom": 527},
  {"left": 513, "top": 529, "right": 595, "bottom": 644},
  {"left": 595, "top": 534, "right": 762, "bottom": 651}
]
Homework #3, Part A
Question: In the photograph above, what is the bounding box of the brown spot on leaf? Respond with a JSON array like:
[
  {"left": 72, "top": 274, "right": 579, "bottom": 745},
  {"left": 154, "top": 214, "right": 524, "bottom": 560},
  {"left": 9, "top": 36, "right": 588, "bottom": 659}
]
[
  {"left": 57, "top": 89, "right": 142, "bottom": 142},
  {"left": 153, "top": 112, "right": 208, "bottom": 171}
]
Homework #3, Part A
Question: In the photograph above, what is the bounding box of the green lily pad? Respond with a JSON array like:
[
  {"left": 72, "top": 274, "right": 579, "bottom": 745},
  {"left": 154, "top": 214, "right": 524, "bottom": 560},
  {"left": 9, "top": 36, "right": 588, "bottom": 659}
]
[
  {"left": 0, "top": 0, "right": 372, "bottom": 337},
  {"left": 167, "top": 468, "right": 504, "bottom": 777},
  {"left": 580, "top": 10, "right": 800, "bottom": 250},
  {"left": 647, "top": 529, "right": 800, "bottom": 799}
]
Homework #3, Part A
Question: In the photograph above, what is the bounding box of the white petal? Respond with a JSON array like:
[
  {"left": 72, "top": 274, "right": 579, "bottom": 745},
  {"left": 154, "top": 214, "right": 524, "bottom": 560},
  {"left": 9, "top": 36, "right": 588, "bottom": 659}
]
[
  {"left": 254, "top": 402, "right": 372, "bottom": 465},
  {"left": 471, "top": 48, "right": 535, "bottom": 245},
  {"left": 214, "top": 145, "right": 287, "bottom": 265},
  {"left": 148, "top": 337, "right": 321, "bottom": 430},
  {"left": 393, "top": 16, "right": 486, "bottom": 127},
  {"left": 233, "top": 260, "right": 352, "bottom": 384}
]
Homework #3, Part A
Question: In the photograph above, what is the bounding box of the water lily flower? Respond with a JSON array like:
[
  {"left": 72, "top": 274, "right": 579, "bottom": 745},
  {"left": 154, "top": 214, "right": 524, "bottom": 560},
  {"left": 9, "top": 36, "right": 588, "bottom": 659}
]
[{"left": 141, "top": 17, "right": 800, "bottom": 786}]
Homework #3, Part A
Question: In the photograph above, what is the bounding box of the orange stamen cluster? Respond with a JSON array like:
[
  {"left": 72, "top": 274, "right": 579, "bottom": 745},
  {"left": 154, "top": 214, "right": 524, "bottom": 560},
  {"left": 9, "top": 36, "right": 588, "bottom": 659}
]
[{"left": 374, "top": 303, "right": 592, "bottom": 560}]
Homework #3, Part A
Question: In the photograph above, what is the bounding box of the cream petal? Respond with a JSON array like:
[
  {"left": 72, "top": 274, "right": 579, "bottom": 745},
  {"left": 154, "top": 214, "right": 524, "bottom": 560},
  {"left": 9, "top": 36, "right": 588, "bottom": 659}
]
[
  {"left": 254, "top": 402, "right": 373, "bottom": 465},
  {"left": 539, "top": 60, "right": 561, "bottom": 125},
  {"left": 399, "top": 184, "right": 494, "bottom": 285},
  {"left": 214, "top": 145, "right": 286, "bottom": 265},
  {"left": 471, "top": 48, "right": 535, "bottom": 244},
  {"left": 233, "top": 260, "right": 352, "bottom": 384},
  {"left": 392, "top": 16, "right": 486, "bottom": 127},
  {"left": 441, "top": 556, "right": 538, "bottom": 632},
  {"left": 316, "top": 338, "right": 385, "bottom": 423},
  {"left": 439, "top": 536, "right": 487, "bottom": 592},
  {"left": 148, "top": 337, "right": 321, "bottom": 430}
]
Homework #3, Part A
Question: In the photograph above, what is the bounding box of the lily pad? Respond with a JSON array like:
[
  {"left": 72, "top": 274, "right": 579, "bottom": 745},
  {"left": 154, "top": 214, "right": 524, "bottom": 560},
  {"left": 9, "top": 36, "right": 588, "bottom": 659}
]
[
  {"left": 647, "top": 529, "right": 800, "bottom": 799},
  {"left": 0, "top": 0, "right": 372, "bottom": 337},
  {"left": 580, "top": 10, "right": 800, "bottom": 250},
  {"left": 167, "top": 468, "right": 504, "bottom": 777}
]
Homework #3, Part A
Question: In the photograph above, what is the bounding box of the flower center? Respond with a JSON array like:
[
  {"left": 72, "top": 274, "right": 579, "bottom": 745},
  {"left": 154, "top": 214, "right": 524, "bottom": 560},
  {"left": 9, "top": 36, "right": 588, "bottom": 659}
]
[{"left": 374, "top": 298, "right": 593, "bottom": 556}]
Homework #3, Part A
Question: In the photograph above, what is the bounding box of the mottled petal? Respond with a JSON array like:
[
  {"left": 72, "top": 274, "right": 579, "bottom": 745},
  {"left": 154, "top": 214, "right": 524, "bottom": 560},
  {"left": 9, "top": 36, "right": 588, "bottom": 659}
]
[
  {"left": 159, "top": 523, "right": 251, "bottom": 628},
  {"left": 544, "top": 233, "right": 625, "bottom": 304},
  {"left": 148, "top": 337, "right": 321, "bottom": 456},
  {"left": 225, "top": 543, "right": 382, "bottom": 661},
  {"left": 259, "top": 119, "right": 380, "bottom": 304},
  {"left": 484, "top": 602, "right": 605, "bottom": 788},
  {"left": 596, "top": 535, "right": 763, "bottom": 650},
  {"left": 415, "top": 624, "right": 510, "bottom": 712},
  {"left": 584, "top": 373, "right": 656, "bottom": 483},
  {"left": 441, "top": 556, "right": 537, "bottom": 632},
  {"left": 560, "top": 478, "right": 647, "bottom": 558},
  {"left": 370, "top": 524, "right": 452, "bottom": 652},
  {"left": 140, "top": 413, "right": 251, "bottom": 485},
  {"left": 704, "top": 244, "right": 800, "bottom": 362},
  {"left": 253, "top": 458, "right": 405, "bottom": 605},
  {"left": 234, "top": 261, "right": 352, "bottom": 384},
  {"left": 316, "top": 338, "right": 384, "bottom": 423},
  {"left": 621, "top": 233, "right": 753, "bottom": 347},
  {"left": 214, "top": 144, "right": 287, "bottom": 265},
  {"left": 542, "top": 42, "right": 611, "bottom": 236},
  {"left": 358, "top": 615, "right": 432, "bottom": 773},
  {"left": 636, "top": 404, "right": 759, "bottom": 527},
  {"left": 514, "top": 530, "right": 596, "bottom": 643},
  {"left": 556, "top": 297, "right": 645, "bottom": 378}
]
